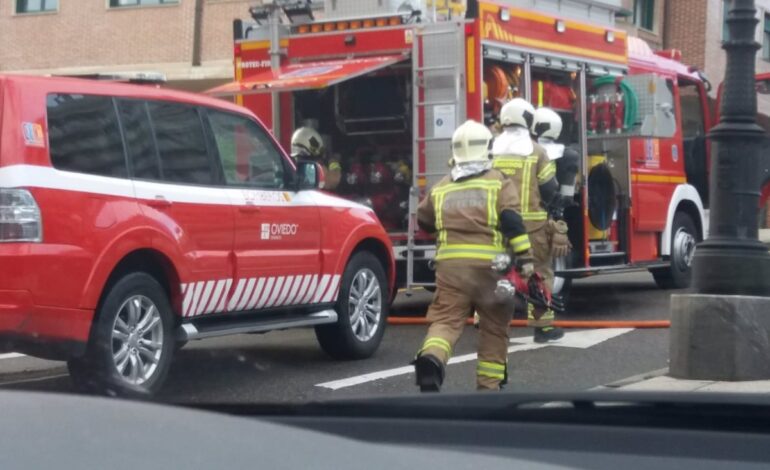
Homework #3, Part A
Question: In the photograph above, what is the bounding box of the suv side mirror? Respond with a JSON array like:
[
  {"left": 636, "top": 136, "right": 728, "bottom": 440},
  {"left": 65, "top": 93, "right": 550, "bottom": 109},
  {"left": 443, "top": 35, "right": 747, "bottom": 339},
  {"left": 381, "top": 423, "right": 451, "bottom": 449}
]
[{"left": 296, "top": 160, "right": 325, "bottom": 190}]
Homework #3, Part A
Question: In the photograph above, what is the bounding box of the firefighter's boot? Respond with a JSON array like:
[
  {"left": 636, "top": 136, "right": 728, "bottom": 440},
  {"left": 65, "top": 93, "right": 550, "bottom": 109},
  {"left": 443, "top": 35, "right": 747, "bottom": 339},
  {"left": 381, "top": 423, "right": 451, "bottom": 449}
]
[
  {"left": 414, "top": 354, "right": 445, "bottom": 392},
  {"left": 534, "top": 325, "right": 564, "bottom": 343}
]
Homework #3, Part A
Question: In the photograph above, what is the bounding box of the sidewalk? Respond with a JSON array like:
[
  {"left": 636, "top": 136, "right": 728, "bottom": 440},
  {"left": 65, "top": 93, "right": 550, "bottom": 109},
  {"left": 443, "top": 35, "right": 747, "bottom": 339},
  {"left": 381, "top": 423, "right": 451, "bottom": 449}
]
[
  {"left": 0, "top": 353, "right": 65, "bottom": 385},
  {"left": 598, "top": 368, "right": 770, "bottom": 394},
  {"left": 602, "top": 229, "right": 770, "bottom": 394}
]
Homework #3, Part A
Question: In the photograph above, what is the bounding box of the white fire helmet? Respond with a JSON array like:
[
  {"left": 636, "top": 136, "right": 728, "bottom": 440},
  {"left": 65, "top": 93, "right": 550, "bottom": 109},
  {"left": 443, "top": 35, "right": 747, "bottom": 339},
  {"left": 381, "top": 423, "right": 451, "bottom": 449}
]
[
  {"left": 290, "top": 127, "right": 324, "bottom": 159},
  {"left": 500, "top": 98, "right": 535, "bottom": 129},
  {"left": 451, "top": 120, "right": 493, "bottom": 165},
  {"left": 533, "top": 107, "right": 563, "bottom": 140}
]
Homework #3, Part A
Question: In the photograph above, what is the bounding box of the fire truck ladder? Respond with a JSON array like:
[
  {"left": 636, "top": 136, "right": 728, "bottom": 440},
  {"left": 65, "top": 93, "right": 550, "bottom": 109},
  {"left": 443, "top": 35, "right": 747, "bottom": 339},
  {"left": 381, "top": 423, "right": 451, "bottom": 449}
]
[{"left": 406, "top": 22, "right": 466, "bottom": 293}]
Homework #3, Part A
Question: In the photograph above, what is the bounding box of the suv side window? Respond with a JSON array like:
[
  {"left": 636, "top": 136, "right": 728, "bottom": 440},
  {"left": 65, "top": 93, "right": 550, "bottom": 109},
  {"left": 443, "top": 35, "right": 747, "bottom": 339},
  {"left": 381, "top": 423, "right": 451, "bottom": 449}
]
[
  {"left": 206, "top": 110, "right": 287, "bottom": 190},
  {"left": 47, "top": 94, "right": 127, "bottom": 178},
  {"left": 147, "top": 101, "right": 214, "bottom": 185},
  {"left": 116, "top": 99, "right": 161, "bottom": 180}
]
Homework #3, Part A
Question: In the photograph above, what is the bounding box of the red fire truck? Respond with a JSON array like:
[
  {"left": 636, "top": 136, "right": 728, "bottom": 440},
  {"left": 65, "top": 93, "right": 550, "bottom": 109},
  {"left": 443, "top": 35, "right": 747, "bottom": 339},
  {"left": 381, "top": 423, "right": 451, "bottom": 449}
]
[{"left": 210, "top": 0, "right": 713, "bottom": 303}]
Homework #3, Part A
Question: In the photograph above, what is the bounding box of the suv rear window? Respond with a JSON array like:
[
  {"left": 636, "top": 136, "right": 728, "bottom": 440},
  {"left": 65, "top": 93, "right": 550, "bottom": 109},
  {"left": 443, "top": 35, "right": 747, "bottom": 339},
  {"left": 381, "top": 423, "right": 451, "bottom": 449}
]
[{"left": 47, "top": 94, "right": 128, "bottom": 178}]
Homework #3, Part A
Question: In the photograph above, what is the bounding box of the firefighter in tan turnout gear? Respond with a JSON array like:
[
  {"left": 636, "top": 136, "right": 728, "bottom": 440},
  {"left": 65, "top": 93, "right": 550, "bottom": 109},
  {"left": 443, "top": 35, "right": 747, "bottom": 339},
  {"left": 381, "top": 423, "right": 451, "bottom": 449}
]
[
  {"left": 413, "top": 120, "right": 534, "bottom": 392},
  {"left": 492, "top": 99, "right": 565, "bottom": 343}
]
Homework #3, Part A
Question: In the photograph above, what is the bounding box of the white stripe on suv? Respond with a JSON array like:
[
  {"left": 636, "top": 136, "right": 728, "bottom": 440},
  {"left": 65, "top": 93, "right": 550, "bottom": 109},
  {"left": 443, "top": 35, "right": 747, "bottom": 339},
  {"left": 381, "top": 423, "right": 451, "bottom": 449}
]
[{"left": 180, "top": 274, "right": 341, "bottom": 318}]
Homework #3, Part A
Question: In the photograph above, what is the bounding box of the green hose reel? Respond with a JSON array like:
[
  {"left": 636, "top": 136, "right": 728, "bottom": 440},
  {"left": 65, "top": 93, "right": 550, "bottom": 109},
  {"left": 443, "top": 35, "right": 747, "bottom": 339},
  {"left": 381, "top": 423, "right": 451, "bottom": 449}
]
[{"left": 592, "top": 75, "right": 639, "bottom": 132}]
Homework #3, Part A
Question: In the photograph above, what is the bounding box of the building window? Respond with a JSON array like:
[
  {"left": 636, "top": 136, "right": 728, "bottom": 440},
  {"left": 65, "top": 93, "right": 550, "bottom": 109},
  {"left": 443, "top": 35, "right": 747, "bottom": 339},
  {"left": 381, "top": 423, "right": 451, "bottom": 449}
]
[
  {"left": 109, "top": 0, "right": 179, "bottom": 8},
  {"left": 633, "top": 0, "right": 655, "bottom": 31},
  {"left": 764, "top": 13, "right": 770, "bottom": 61},
  {"left": 723, "top": 0, "right": 731, "bottom": 41},
  {"left": 16, "top": 0, "right": 58, "bottom": 13}
]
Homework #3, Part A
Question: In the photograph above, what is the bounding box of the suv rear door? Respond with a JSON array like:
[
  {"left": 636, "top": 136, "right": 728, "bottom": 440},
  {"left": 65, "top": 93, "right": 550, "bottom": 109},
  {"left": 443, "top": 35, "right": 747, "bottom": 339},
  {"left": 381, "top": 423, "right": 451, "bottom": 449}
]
[
  {"left": 204, "top": 110, "right": 322, "bottom": 313},
  {"left": 118, "top": 99, "right": 236, "bottom": 318}
]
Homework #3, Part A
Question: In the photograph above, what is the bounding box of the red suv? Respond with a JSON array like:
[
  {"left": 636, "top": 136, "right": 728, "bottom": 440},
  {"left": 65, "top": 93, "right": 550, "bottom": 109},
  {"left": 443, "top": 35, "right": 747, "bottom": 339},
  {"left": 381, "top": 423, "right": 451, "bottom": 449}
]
[{"left": 0, "top": 75, "right": 394, "bottom": 395}]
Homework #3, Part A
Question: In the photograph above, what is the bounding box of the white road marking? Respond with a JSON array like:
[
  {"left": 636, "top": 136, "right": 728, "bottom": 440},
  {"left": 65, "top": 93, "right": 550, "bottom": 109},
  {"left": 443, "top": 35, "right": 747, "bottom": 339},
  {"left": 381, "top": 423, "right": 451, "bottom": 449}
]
[
  {"left": 316, "top": 343, "right": 547, "bottom": 391},
  {"left": 0, "top": 353, "right": 25, "bottom": 360},
  {"left": 509, "top": 328, "right": 634, "bottom": 349},
  {"left": 315, "top": 328, "right": 634, "bottom": 391}
]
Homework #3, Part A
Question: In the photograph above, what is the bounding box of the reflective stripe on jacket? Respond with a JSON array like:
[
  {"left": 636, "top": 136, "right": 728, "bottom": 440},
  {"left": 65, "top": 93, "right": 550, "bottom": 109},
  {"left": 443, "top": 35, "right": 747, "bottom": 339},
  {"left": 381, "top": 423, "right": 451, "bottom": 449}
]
[
  {"left": 417, "top": 169, "right": 528, "bottom": 266},
  {"left": 492, "top": 143, "right": 555, "bottom": 230}
]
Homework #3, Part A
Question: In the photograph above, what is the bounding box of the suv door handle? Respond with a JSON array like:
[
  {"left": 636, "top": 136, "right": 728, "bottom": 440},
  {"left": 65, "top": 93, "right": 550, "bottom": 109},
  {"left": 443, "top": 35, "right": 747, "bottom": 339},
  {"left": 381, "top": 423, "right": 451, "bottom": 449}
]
[
  {"left": 239, "top": 203, "right": 261, "bottom": 213},
  {"left": 147, "top": 195, "right": 173, "bottom": 208}
]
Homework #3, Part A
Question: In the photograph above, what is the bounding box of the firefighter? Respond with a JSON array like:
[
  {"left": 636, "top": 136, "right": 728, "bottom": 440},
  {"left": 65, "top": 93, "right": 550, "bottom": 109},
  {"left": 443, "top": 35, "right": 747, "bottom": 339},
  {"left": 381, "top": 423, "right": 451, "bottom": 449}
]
[
  {"left": 532, "top": 106, "right": 578, "bottom": 311},
  {"left": 290, "top": 126, "right": 342, "bottom": 191},
  {"left": 491, "top": 98, "right": 565, "bottom": 343},
  {"left": 532, "top": 107, "right": 580, "bottom": 213},
  {"left": 414, "top": 120, "right": 534, "bottom": 392}
]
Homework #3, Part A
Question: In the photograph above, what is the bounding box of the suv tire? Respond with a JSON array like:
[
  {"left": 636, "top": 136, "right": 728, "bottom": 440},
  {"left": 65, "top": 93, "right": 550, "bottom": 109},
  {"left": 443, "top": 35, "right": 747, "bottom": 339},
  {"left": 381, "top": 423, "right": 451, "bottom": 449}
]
[
  {"left": 315, "top": 251, "right": 389, "bottom": 360},
  {"left": 68, "top": 272, "right": 174, "bottom": 397}
]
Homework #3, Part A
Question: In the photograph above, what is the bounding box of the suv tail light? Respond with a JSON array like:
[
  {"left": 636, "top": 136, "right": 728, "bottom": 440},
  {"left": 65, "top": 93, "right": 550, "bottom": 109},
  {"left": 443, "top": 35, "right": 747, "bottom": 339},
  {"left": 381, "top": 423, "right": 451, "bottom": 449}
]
[{"left": 0, "top": 189, "right": 42, "bottom": 242}]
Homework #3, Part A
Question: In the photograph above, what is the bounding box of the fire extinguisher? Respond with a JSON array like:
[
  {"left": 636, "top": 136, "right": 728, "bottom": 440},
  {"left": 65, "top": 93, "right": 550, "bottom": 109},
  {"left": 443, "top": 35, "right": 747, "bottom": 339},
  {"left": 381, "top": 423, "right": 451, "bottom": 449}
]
[
  {"left": 588, "top": 95, "right": 599, "bottom": 134},
  {"left": 613, "top": 92, "right": 625, "bottom": 134},
  {"left": 599, "top": 95, "right": 612, "bottom": 134}
]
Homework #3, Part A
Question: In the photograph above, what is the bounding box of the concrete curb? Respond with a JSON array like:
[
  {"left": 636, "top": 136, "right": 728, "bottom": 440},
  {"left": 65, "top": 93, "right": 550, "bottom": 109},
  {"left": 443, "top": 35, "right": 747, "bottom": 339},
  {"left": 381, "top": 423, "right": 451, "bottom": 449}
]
[
  {"left": 597, "top": 367, "right": 770, "bottom": 394},
  {"left": 596, "top": 367, "right": 669, "bottom": 390}
]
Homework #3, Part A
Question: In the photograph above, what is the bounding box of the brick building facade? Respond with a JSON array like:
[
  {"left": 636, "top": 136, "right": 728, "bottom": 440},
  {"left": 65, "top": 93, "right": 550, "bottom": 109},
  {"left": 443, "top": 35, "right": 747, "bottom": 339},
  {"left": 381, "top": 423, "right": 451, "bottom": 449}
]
[
  {"left": 663, "top": 0, "right": 770, "bottom": 95},
  {"left": 3, "top": 0, "right": 770, "bottom": 96},
  {"left": 0, "top": 0, "right": 253, "bottom": 91}
]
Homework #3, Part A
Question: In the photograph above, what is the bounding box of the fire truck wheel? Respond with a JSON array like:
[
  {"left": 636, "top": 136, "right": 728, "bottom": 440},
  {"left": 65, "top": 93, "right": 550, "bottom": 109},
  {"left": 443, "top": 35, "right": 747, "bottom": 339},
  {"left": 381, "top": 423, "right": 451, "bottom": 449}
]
[
  {"left": 315, "top": 251, "right": 389, "bottom": 360},
  {"left": 651, "top": 212, "right": 698, "bottom": 290},
  {"left": 67, "top": 272, "right": 175, "bottom": 397}
]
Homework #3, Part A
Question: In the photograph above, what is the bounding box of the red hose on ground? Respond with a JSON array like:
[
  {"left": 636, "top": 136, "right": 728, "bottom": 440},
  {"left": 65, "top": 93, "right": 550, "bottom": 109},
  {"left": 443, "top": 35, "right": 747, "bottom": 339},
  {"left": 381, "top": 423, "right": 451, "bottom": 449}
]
[{"left": 387, "top": 317, "right": 670, "bottom": 328}]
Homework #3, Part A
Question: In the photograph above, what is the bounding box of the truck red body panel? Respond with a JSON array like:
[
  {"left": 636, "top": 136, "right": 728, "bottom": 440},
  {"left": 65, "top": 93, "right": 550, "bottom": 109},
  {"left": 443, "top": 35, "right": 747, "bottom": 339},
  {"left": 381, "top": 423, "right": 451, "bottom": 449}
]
[{"left": 221, "top": 0, "right": 711, "bottom": 292}]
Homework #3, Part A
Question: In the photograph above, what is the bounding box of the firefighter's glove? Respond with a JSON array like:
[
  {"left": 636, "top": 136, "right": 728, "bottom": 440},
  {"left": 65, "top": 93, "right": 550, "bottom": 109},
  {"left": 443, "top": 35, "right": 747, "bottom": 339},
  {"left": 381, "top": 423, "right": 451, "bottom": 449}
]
[
  {"left": 491, "top": 253, "right": 513, "bottom": 274},
  {"left": 515, "top": 252, "right": 536, "bottom": 280},
  {"left": 550, "top": 220, "right": 572, "bottom": 258}
]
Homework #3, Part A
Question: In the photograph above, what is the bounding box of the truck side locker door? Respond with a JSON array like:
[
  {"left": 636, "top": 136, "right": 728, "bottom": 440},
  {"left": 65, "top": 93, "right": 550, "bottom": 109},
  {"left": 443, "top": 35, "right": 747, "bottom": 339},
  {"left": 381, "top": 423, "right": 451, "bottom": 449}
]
[
  {"left": 205, "top": 110, "right": 322, "bottom": 313},
  {"left": 630, "top": 78, "right": 680, "bottom": 233},
  {"left": 123, "top": 100, "right": 237, "bottom": 318}
]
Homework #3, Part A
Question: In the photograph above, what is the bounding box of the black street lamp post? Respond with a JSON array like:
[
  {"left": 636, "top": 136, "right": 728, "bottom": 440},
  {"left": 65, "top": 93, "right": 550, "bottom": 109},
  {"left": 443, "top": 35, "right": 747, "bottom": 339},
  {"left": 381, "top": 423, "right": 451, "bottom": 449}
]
[
  {"left": 692, "top": 0, "right": 770, "bottom": 296},
  {"left": 670, "top": 0, "right": 770, "bottom": 381}
]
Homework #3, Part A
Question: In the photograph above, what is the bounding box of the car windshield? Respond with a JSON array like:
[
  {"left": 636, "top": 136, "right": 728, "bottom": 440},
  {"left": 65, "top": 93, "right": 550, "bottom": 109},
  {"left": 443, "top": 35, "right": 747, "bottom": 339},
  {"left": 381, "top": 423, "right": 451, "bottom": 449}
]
[{"left": 3, "top": 0, "right": 770, "bottom": 428}]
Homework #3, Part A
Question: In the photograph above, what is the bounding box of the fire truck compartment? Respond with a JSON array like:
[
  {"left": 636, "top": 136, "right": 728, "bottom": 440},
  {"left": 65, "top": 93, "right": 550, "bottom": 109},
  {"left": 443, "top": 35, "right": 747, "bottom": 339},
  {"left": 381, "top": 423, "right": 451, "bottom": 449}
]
[{"left": 292, "top": 63, "right": 414, "bottom": 235}]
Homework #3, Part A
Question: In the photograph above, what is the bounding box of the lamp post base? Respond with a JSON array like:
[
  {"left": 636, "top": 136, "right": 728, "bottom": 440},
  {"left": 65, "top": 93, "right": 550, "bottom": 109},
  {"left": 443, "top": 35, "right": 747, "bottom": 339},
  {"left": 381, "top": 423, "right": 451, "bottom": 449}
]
[
  {"left": 670, "top": 293, "right": 770, "bottom": 381},
  {"left": 692, "top": 241, "right": 770, "bottom": 296}
]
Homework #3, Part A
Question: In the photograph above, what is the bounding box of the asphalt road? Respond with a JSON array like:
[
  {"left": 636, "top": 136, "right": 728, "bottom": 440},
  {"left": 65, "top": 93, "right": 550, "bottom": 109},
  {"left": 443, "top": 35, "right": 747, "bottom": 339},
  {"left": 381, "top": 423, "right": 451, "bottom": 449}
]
[{"left": 0, "top": 271, "right": 673, "bottom": 403}]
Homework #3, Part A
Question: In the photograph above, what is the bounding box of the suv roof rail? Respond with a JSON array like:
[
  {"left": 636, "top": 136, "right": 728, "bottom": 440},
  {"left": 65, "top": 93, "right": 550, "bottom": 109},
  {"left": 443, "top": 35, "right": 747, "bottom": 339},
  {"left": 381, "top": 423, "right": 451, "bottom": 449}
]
[{"left": 52, "top": 72, "right": 167, "bottom": 85}]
